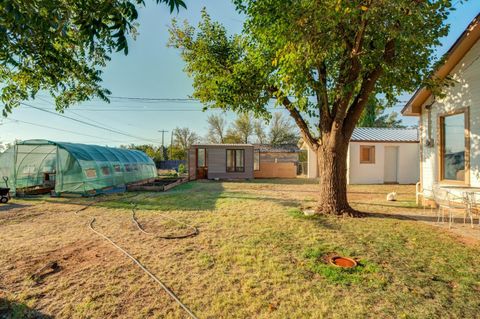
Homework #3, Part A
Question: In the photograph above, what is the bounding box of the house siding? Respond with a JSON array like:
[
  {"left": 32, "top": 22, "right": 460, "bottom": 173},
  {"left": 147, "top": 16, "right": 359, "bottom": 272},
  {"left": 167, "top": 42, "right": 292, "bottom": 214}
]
[
  {"left": 348, "top": 142, "right": 419, "bottom": 184},
  {"left": 189, "top": 145, "right": 254, "bottom": 180},
  {"left": 304, "top": 141, "right": 419, "bottom": 184},
  {"left": 420, "top": 38, "right": 480, "bottom": 192}
]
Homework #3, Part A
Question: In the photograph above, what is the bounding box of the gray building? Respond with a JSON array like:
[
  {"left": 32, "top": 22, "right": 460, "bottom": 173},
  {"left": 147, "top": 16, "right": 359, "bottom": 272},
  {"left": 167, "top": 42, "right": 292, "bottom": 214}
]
[{"left": 188, "top": 144, "right": 254, "bottom": 180}]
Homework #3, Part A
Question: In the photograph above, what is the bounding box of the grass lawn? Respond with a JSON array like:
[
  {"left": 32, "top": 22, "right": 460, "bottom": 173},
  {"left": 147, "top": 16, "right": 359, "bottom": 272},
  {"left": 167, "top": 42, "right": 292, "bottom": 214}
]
[{"left": 0, "top": 180, "right": 479, "bottom": 318}]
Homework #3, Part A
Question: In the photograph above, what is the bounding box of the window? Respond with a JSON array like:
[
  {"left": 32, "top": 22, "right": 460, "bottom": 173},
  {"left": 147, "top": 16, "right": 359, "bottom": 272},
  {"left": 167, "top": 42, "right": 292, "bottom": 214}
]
[
  {"left": 440, "top": 111, "right": 468, "bottom": 182},
  {"left": 254, "top": 150, "right": 260, "bottom": 171},
  {"left": 113, "top": 164, "right": 122, "bottom": 173},
  {"left": 125, "top": 164, "right": 132, "bottom": 172},
  {"left": 101, "top": 166, "right": 110, "bottom": 176},
  {"left": 84, "top": 168, "right": 97, "bottom": 178},
  {"left": 360, "top": 145, "right": 375, "bottom": 164},
  {"left": 226, "top": 149, "right": 245, "bottom": 172},
  {"left": 197, "top": 148, "right": 206, "bottom": 167}
]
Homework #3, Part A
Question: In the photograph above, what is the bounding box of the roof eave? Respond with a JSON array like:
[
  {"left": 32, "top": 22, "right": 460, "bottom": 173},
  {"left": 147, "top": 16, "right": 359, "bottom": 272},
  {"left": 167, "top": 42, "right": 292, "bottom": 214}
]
[{"left": 401, "top": 14, "right": 480, "bottom": 117}]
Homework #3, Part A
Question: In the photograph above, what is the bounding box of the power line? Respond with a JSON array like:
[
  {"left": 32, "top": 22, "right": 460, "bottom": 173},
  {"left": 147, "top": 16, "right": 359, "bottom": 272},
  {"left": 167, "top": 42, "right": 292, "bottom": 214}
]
[
  {"left": 21, "top": 102, "right": 160, "bottom": 144},
  {"left": 6, "top": 118, "right": 131, "bottom": 143},
  {"left": 109, "top": 96, "right": 196, "bottom": 102}
]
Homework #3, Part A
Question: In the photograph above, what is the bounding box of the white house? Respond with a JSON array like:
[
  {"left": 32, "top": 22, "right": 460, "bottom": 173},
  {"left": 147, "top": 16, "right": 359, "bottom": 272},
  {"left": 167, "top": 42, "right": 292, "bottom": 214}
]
[
  {"left": 306, "top": 127, "right": 420, "bottom": 184},
  {"left": 401, "top": 14, "right": 480, "bottom": 195}
]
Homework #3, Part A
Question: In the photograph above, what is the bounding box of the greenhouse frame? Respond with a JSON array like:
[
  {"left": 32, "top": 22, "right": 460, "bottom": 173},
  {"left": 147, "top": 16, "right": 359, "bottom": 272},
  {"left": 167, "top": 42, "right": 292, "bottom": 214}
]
[{"left": 0, "top": 140, "right": 157, "bottom": 196}]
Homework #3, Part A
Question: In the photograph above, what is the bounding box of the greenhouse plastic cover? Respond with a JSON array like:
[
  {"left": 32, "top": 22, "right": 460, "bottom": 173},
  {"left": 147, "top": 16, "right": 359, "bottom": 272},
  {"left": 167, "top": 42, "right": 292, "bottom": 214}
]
[{"left": 0, "top": 140, "right": 157, "bottom": 195}]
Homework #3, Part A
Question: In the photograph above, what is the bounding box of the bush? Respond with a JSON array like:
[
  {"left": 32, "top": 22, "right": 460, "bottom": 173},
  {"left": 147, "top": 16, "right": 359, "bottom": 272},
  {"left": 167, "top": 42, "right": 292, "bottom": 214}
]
[{"left": 178, "top": 163, "right": 186, "bottom": 174}]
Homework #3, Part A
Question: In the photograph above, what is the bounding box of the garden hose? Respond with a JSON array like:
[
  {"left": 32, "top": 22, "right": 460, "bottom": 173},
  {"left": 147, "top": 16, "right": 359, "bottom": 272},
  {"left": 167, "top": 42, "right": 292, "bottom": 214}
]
[{"left": 74, "top": 192, "right": 200, "bottom": 319}]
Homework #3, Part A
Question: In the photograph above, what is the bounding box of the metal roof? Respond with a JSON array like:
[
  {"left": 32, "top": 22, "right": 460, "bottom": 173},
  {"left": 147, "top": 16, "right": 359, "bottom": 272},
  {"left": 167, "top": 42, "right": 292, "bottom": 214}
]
[
  {"left": 192, "top": 143, "right": 253, "bottom": 147},
  {"left": 351, "top": 128, "right": 419, "bottom": 143},
  {"left": 253, "top": 144, "right": 300, "bottom": 153}
]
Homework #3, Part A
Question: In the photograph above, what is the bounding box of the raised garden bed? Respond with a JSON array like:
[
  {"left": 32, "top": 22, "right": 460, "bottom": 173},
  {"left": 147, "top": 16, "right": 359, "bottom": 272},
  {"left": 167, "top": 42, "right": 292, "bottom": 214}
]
[{"left": 127, "top": 177, "right": 187, "bottom": 192}]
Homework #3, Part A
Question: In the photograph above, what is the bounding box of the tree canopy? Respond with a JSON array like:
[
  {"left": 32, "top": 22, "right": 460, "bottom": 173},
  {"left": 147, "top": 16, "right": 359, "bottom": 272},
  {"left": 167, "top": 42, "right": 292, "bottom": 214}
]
[
  {"left": 1, "top": 0, "right": 186, "bottom": 116},
  {"left": 169, "top": 1, "right": 456, "bottom": 215},
  {"left": 169, "top": 2, "right": 452, "bottom": 150}
]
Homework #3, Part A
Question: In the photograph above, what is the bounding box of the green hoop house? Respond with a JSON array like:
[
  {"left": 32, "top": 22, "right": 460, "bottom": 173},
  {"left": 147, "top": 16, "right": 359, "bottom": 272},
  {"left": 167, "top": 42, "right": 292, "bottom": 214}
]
[{"left": 0, "top": 140, "right": 157, "bottom": 196}]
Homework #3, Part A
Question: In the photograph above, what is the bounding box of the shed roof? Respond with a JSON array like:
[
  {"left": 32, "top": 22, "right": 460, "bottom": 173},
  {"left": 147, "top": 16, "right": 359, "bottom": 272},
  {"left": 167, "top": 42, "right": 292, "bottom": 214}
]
[
  {"left": 351, "top": 128, "right": 418, "bottom": 143},
  {"left": 192, "top": 143, "right": 254, "bottom": 147},
  {"left": 253, "top": 144, "right": 300, "bottom": 153}
]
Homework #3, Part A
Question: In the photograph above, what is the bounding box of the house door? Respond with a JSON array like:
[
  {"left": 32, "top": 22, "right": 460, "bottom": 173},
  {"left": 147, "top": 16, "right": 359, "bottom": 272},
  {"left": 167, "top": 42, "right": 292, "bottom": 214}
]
[
  {"left": 196, "top": 148, "right": 208, "bottom": 179},
  {"left": 384, "top": 146, "right": 398, "bottom": 183}
]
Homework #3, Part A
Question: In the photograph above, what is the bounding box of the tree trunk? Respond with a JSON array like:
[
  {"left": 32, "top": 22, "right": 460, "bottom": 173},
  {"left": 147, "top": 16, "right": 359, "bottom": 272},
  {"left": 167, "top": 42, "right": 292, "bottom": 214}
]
[{"left": 316, "top": 143, "right": 357, "bottom": 216}]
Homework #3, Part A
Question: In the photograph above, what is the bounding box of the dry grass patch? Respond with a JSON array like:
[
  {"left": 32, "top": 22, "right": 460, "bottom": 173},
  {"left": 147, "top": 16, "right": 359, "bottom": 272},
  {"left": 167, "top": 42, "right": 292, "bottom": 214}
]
[{"left": 0, "top": 180, "right": 479, "bottom": 318}]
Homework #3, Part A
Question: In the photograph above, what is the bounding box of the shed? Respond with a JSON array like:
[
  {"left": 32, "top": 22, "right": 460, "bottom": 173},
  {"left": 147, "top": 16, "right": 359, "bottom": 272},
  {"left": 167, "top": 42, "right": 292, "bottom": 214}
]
[
  {"left": 0, "top": 139, "right": 157, "bottom": 196},
  {"left": 253, "top": 144, "right": 300, "bottom": 178},
  {"left": 305, "top": 128, "right": 419, "bottom": 184},
  {"left": 188, "top": 144, "right": 254, "bottom": 180}
]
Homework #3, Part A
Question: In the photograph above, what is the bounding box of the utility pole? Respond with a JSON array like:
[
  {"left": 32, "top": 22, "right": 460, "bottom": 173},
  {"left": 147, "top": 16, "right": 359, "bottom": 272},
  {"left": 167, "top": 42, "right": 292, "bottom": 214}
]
[
  {"left": 170, "top": 128, "right": 176, "bottom": 160},
  {"left": 158, "top": 130, "right": 168, "bottom": 160}
]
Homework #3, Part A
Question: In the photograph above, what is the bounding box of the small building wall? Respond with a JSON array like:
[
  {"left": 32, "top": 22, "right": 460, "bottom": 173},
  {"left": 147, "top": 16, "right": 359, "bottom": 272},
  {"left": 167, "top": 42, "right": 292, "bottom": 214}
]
[
  {"left": 254, "top": 162, "right": 297, "bottom": 178},
  {"left": 189, "top": 144, "right": 254, "bottom": 180},
  {"left": 304, "top": 141, "right": 419, "bottom": 184},
  {"left": 307, "top": 147, "right": 318, "bottom": 179},
  {"left": 348, "top": 142, "right": 419, "bottom": 184},
  {"left": 254, "top": 151, "right": 299, "bottom": 178}
]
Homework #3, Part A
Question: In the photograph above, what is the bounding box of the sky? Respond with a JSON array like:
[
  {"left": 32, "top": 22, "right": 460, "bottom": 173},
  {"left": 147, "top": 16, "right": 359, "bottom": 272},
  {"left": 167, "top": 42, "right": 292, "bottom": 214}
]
[{"left": 0, "top": 1, "right": 479, "bottom": 148}]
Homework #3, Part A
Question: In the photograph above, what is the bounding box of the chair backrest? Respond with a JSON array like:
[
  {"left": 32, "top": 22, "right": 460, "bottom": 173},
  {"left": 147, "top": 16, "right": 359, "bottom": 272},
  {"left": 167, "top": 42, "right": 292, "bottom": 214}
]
[{"left": 432, "top": 185, "right": 449, "bottom": 207}]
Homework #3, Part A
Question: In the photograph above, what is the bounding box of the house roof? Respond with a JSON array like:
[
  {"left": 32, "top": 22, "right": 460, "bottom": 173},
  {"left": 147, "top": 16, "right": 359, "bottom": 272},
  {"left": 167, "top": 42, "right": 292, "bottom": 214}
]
[
  {"left": 192, "top": 143, "right": 254, "bottom": 147},
  {"left": 253, "top": 144, "right": 301, "bottom": 153},
  {"left": 351, "top": 128, "right": 419, "bottom": 143},
  {"left": 402, "top": 14, "right": 480, "bottom": 116}
]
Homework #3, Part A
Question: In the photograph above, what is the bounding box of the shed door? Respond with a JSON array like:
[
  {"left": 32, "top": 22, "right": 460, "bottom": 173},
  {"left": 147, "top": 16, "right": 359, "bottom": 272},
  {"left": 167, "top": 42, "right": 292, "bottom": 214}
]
[{"left": 384, "top": 146, "right": 398, "bottom": 183}]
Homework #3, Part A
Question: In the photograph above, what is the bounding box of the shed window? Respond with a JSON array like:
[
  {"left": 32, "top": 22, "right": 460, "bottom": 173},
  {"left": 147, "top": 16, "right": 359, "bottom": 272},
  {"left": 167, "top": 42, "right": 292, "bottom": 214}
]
[
  {"left": 360, "top": 145, "right": 375, "bottom": 164},
  {"left": 254, "top": 150, "right": 260, "bottom": 171},
  {"left": 227, "top": 149, "right": 245, "bottom": 172},
  {"left": 440, "top": 111, "right": 468, "bottom": 182},
  {"left": 197, "top": 148, "right": 206, "bottom": 167},
  {"left": 85, "top": 168, "right": 97, "bottom": 178},
  {"left": 101, "top": 166, "right": 110, "bottom": 176}
]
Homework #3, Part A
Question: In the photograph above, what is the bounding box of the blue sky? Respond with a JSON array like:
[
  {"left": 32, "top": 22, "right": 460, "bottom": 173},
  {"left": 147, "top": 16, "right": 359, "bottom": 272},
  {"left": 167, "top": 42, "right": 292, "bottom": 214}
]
[{"left": 0, "top": 1, "right": 479, "bottom": 147}]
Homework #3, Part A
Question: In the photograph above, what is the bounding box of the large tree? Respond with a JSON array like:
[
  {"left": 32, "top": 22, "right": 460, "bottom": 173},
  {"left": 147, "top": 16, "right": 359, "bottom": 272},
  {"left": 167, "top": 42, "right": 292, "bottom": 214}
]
[
  {"left": 0, "top": 0, "right": 185, "bottom": 116},
  {"left": 169, "top": 1, "right": 454, "bottom": 215}
]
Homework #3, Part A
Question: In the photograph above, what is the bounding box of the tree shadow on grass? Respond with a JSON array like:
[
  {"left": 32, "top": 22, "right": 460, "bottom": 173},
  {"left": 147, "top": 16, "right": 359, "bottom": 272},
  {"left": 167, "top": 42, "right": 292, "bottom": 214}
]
[
  {"left": 96, "top": 181, "right": 226, "bottom": 212},
  {"left": 0, "top": 298, "right": 52, "bottom": 319},
  {"left": 0, "top": 203, "right": 31, "bottom": 212}
]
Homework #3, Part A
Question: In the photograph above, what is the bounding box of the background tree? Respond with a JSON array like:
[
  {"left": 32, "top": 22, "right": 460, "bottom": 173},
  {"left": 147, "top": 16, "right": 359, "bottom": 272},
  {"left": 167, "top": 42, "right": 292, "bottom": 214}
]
[
  {"left": 254, "top": 120, "right": 267, "bottom": 144},
  {"left": 268, "top": 112, "right": 299, "bottom": 145},
  {"left": 173, "top": 127, "right": 200, "bottom": 154},
  {"left": 121, "top": 144, "right": 163, "bottom": 162},
  {"left": 206, "top": 114, "right": 227, "bottom": 143},
  {"left": 0, "top": 0, "right": 185, "bottom": 116},
  {"left": 228, "top": 113, "right": 254, "bottom": 143},
  {"left": 169, "top": 2, "right": 454, "bottom": 215},
  {"left": 358, "top": 97, "right": 405, "bottom": 128}
]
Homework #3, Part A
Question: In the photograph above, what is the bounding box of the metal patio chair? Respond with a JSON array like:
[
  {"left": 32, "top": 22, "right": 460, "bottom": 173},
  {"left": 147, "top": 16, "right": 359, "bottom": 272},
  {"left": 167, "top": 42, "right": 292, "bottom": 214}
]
[
  {"left": 432, "top": 185, "right": 450, "bottom": 224},
  {"left": 446, "top": 191, "right": 472, "bottom": 229}
]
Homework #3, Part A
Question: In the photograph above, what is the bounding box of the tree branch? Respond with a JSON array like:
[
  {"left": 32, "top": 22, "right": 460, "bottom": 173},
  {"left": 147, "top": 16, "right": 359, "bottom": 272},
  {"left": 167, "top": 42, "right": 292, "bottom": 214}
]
[
  {"left": 281, "top": 96, "right": 319, "bottom": 150},
  {"left": 343, "top": 39, "right": 396, "bottom": 138}
]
